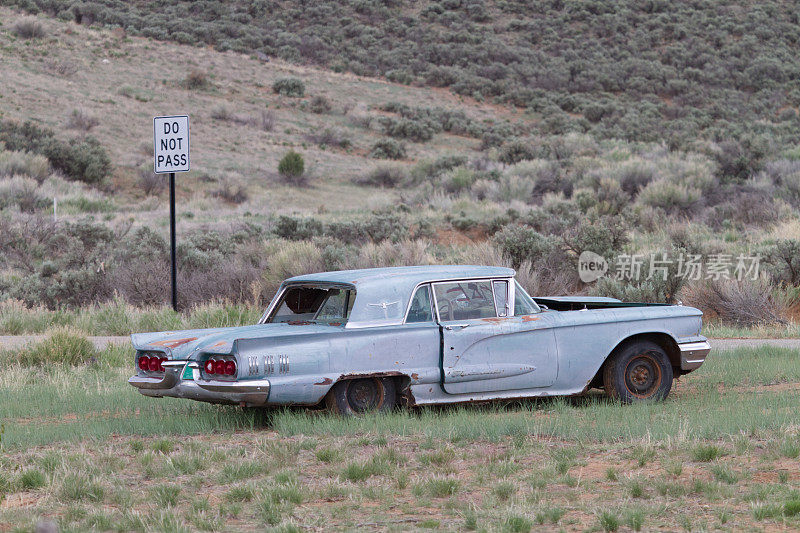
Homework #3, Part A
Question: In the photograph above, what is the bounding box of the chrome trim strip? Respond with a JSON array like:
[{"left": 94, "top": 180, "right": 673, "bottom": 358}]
[
  {"left": 195, "top": 378, "right": 271, "bottom": 394},
  {"left": 128, "top": 363, "right": 183, "bottom": 390},
  {"left": 678, "top": 340, "right": 711, "bottom": 371}
]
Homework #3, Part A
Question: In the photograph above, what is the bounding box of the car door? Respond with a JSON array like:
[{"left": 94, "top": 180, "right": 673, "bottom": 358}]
[{"left": 435, "top": 279, "right": 559, "bottom": 394}]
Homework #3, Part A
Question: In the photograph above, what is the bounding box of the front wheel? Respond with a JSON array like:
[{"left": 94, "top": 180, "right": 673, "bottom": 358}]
[
  {"left": 325, "top": 377, "right": 396, "bottom": 415},
  {"left": 603, "top": 341, "right": 673, "bottom": 403}
]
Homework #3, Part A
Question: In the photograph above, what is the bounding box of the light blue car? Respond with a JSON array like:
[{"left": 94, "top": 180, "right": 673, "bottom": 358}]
[{"left": 128, "top": 265, "right": 710, "bottom": 413}]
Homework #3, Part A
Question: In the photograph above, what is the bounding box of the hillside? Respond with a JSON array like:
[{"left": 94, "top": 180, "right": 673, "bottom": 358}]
[
  {"left": 6, "top": 0, "right": 800, "bottom": 151},
  {"left": 0, "top": 5, "right": 798, "bottom": 329}
]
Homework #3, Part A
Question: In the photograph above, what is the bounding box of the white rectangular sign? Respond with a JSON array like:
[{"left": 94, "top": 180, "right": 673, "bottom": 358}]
[{"left": 153, "top": 115, "right": 190, "bottom": 174}]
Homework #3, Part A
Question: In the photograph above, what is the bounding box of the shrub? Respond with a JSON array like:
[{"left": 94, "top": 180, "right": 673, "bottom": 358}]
[
  {"left": 258, "top": 110, "right": 276, "bottom": 132},
  {"left": 183, "top": 69, "right": 211, "bottom": 90},
  {"left": 0, "top": 149, "right": 50, "bottom": 181},
  {"left": 369, "top": 139, "right": 406, "bottom": 160},
  {"left": 272, "top": 77, "right": 305, "bottom": 97},
  {"left": 308, "top": 95, "right": 332, "bottom": 114},
  {"left": 762, "top": 240, "right": 800, "bottom": 285},
  {"left": 379, "top": 117, "right": 434, "bottom": 142},
  {"left": 139, "top": 167, "right": 165, "bottom": 196},
  {"left": 211, "top": 178, "right": 249, "bottom": 204},
  {"left": 0, "top": 176, "right": 49, "bottom": 212},
  {"left": 43, "top": 136, "right": 111, "bottom": 185},
  {"left": 498, "top": 140, "right": 538, "bottom": 165},
  {"left": 682, "top": 279, "right": 789, "bottom": 326},
  {"left": 637, "top": 180, "right": 701, "bottom": 214},
  {"left": 354, "top": 166, "right": 407, "bottom": 188},
  {"left": 305, "top": 128, "right": 350, "bottom": 149},
  {"left": 561, "top": 216, "right": 628, "bottom": 261},
  {"left": 277, "top": 150, "right": 306, "bottom": 184},
  {"left": 13, "top": 18, "right": 46, "bottom": 39},
  {"left": 712, "top": 138, "right": 766, "bottom": 184},
  {"left": 0, "top": 120, "right": 111, "bottom": 185},
  {"left": 65, "top": 109, "right": 99, "bottom": 132},
  {"left": 493, "top": 225, "right": 557, "bottom": 269}
]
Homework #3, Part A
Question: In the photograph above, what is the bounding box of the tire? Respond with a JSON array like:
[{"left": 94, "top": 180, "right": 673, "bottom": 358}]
[
  {"left": 325, "top": 377, "right": 397, "bottom": 415},
  {"left": 603, "top": 340, "right": 673, "bottom": 403}
]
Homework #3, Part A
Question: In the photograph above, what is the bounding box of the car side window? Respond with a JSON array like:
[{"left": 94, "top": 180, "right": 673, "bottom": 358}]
[
  {"left": 493, "top": 280, "right": 509, "bottom": 317},
  {"left": 434, "top": 280, "right": 496, "bottom": 321},
  {"left": 406, "top": 285, "right": 433, "bottom": 323}
]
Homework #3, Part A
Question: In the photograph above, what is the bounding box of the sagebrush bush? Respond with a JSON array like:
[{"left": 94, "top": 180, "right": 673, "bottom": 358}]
[
  {"left": 0, "top": 176, "right": 49, "bottom": 212},
  {"left": 305, "top": 128, "right": 350, "bottom": 149},
  {"left": 682, "top": 279, "right": 789, "bottom": 326},
  {"left": 379, "top": 117, "right": 434, "bottom": 142},
  {"left": 762, "top": 240, "right": 800, "bottom": 285},
  {"left": 354, "top": 166, "right": 407, "bottom": 188},
  {"left": 369, "top": 139, "right": 406, "bottom": 160},
  {"left": 272, "top": 77, "right": 305, "bottom": 97},
  {"left": 211, "top": 178, "right": 249, "bottom": 204},
  {"left": 637, "top": 180, "right": 701, "bottom": 214},
  {"left": 183, "top": 69, "right": 211, "bottom": 90},
  {"left": 65, "top": 109, "right": 99, "bottom": 132},
  {"left": 138, "top": 167, "right": 165, "bottom": 196},
  {"left": 0, "top": 149, "right": 50, "bottom": 181},
  {"left": 493, "top": 225, "right": 558, "bottom": 269},
  {"left": 308, "top": 95, "right": 332, "bottom": 114},
  {"left": 498, "top": 140, "right": 539, "bottom": 165},
  {"left": 13, "top": 17, "right": 45, "bottom": 38},
  {"left": 0, "top": 121, "right": 110, "bottom": 185}
]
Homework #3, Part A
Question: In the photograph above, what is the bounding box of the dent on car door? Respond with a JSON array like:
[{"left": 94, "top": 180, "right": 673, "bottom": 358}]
[{"left": 436, "top": 279, "right": 559, "bottom": 394}]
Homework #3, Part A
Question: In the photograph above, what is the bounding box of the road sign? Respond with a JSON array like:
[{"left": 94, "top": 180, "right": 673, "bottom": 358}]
[
  {"left": 153, "top": 115, "right": 190, "bottom": 174},
  {"left": 152, "top": 115, "right": 190, "bottom": 312}
]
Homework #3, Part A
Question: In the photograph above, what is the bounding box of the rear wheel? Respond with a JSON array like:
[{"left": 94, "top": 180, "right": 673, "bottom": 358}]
[
  {"left": 603, "top": 341, "right": 673, "bottom": 403},
  {"left": 325, "top": 377, "right": 396, "bottom": 415}
]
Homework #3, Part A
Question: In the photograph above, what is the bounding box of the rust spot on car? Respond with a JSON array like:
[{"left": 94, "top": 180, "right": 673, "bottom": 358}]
[
  {"left": 329, "top": 322, "right": 342, "bottom": 326},
  {"left": 287, "top": 320, "right": 313, "bottom": 326},
  {"left": 411, "top": 373, "right": 420, "bottom": 381},
  {"left": 149, "top": 337, "right": 197, "bottom": 349},
  {"left": 521, "top": 315, "right": 540, "bottom": 322},
  {"left": 314, "top": 377, "right": 333, "bottom": 385},
  {"left": 209, "top": 341, "right": 228, "bottom": 349},
  {"left": 339, "top": 371, "right": 405, "bottom": 380},
  {"left": 481, "top": 317, "right": 512, "bottom": 323}
]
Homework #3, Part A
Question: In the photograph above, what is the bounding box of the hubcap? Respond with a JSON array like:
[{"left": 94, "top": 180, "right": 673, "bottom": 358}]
[
  {"left": 346, "top": 379, "right": 383, "bottom": 413},
  {"left": 624, "top": 353, "right": 661, "bottom": 398}
]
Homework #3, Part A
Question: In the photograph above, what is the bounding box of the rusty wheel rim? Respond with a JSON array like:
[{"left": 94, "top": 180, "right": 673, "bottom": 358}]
[
  {"left": 623, "top": 352, "right": 662, "bottom": 399},
  {"left": 346, "top": 379, "right": 384, "bottom": 413}
]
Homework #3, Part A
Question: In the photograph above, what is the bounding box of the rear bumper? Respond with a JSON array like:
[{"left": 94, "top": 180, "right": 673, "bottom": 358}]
[
  {"left": 678, "top": 340, "right": 711, "bottom": 371},
  {"left": 128, "top": 361, "right": 270, "bottom": 407}
]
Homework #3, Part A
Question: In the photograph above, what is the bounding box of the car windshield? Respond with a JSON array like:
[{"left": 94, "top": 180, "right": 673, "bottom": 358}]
[
  {"left": 267, "top": 285, "right": 355, "bottom": 325},
  {"left": 514, "top": 281, "right": 540, "bottom": 315}
]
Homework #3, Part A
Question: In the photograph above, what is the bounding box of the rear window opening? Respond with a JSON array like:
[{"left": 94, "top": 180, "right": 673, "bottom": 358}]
[{"left": 268, "top": 286, "right": 355, "bottom": 325}]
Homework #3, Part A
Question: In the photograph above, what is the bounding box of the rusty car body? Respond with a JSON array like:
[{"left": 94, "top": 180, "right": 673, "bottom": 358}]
[{"left": 128, "top": 265, "right": 710, "bottom": 412}]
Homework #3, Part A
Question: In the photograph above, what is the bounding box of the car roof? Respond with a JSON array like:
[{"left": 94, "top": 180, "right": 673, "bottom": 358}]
[
  {"left": 285, "top": 265, "right": 515, "bottom": 287},
  {"left": 284, "top": 265, "right": 516, "bottom": 328}
]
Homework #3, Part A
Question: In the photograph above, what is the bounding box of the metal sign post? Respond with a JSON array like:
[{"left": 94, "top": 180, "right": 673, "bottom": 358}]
[{"left": 153, "top": 115, "right": 190, "bottom": 312}]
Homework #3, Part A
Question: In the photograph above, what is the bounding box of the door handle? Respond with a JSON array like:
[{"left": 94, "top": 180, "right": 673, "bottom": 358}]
[{"left": 444, "top": 324, "right": 470, "bottom": 331}]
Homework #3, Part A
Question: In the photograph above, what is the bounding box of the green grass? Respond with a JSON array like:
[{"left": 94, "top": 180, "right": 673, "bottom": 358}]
[{"left": 2, "top": 346, "right": 800, "bottom": 450}]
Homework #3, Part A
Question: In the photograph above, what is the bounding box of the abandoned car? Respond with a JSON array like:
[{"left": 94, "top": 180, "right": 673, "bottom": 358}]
[{"left": 128, "top": 265, "right": 710, "bottom": 413}]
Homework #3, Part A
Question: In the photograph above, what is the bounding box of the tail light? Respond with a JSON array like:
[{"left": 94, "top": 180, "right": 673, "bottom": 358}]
[
  {"left": 203, "top": 357, "right": 237, "bottom": 378},
  {"left": 138, "top": 354, "right": 168, "bottom": 373}
]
